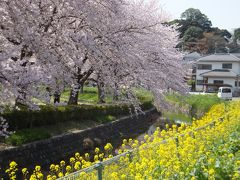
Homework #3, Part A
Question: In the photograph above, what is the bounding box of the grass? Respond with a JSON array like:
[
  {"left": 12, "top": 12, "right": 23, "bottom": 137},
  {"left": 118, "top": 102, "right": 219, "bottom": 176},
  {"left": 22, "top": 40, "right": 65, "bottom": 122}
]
[
  {"left": 164, "top": 112, "right": 192, "bottom": 123},
  {"left": 164, "top": 93, "right": 224, "bottom": 122},
  {"left": 60, "top": 86, "right": 153, "bottom": 104},
  {"left": 5, "top": 117, "right": 117, "bottom": 146},
  {"left": 61, "top": 87, "right": 115, "bottom": 104},
  {"left": 31, "top": 86, "right": 154, "bottom": 105},
  {"left": 5, "top": 129, "right": 51, "bottom": 146},
  {"left": 134, "top": 88, "right": 154, "bottom": 103}
]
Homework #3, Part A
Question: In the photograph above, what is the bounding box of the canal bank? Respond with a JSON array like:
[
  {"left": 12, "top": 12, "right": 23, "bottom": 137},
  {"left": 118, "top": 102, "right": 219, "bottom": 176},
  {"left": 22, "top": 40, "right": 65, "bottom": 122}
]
[{"left": 0, "top": 108, "right": 160, "bottom": 177}]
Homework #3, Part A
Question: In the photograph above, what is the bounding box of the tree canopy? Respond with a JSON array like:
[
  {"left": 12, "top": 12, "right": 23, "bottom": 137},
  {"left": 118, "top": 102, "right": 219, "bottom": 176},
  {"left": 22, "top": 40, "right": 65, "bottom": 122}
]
[
  {"left": 183, "top": 26, "right": 204, "bottom": 42},
  {"left": 0, "top": 0, "right": 186, "bottom": 112},
  {"left": 170, "top": 8, "right": 234, "bottom": 54},
  {"left": 234, "top": 28, "right": 240, "bottom": 41},
  {"left": 181, "top": 8, "right": 212, "bottom": 31}
]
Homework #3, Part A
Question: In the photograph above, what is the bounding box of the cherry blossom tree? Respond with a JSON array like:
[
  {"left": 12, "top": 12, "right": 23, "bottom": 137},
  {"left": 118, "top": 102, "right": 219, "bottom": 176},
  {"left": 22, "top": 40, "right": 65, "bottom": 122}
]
[
  {"left": 85, "top": 0, "right": 187, "bottom": 106},
  {"left": 65, "top": 0, "right": 187, "bottom": 105},
  {"left": 0, "top": 0, "right": 187, "bottom": 111}
]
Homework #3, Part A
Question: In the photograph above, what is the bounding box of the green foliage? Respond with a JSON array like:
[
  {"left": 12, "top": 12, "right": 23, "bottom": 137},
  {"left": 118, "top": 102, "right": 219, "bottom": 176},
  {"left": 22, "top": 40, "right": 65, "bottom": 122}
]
[
  {"left": 5, "top": 129, "right": 51, "bottom": 146},
  {"left": 61, "top": 87, "right": 153, "bottom": 104},
  {"left": 61, "top": 86, "right": 113, "bottom": 103},
  {"left": 228, "top": 41, "right": 240, "bottom": 53},
  {"left": 96, "top": 115, "right": 116, "bottom": 123},
  {"left": 186, "top": 94, "right": 223, "bottom": 117},
  {"left": 183, "top": 26, "right": 204, "bottom": 42},
  {"left": 1, "top": 101, "right": 153, "bottom": 131},
  {"left": 1, "top": 86, "right": 153, "bottom": 146},
  {"left": 213, "top": 28, "right": 231, "bottom": 38},
  {"left": 164, "top": 93, "right": 223, "bottom": 122},
  {"left": 164, "top": 112, "right": 192, "bottom": 123},
  {"left": 181, "top": 8, "right": 212, "bottom": 31},
  {"left": 170, "top": 8, "right": 233, "bottom": 54},
  {"left": 170, "top": 8, "right": 212, "bottom": 39},
  {"left": 187, "top": 79, "right": 195, "bottom": 86},
  {"left": 61, "top": 87, "right": 101, "bottom": 103},
  {"left": 134, "top": 88, "right": 154, "bottom": 103},
  {"left": 234, "top": 28, "right": 240, "bottom": 41}
]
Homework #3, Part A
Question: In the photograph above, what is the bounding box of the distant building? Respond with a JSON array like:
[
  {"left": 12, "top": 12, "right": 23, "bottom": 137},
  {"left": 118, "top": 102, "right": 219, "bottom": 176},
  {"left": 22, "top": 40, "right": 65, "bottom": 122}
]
[
  {"left": 183, "top": 52, "right": 202, "bottom": 91},
  {"left": 183, "top": 52, "right": 202, "bottom": 62},
  {"left": 195, "top": 53, "right": 240, "bottom": 94}
]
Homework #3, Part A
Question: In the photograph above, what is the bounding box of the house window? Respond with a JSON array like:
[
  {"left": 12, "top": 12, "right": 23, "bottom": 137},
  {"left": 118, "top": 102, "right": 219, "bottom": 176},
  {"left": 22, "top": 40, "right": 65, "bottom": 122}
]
[
  {"left": 197, "top": 80, "right": 204, "bottom": 85},
  {"left": 235, "top": 81, "right": 240, "bottom": 87},
  {"left": 222, "top": 63, "right": 232, "bottom": 69},
  {"left": 213, "top": 80, "right": 224, "bottom": 84},
  {"left": 197, "top": 64, "right": 212, "bottom": 70}
]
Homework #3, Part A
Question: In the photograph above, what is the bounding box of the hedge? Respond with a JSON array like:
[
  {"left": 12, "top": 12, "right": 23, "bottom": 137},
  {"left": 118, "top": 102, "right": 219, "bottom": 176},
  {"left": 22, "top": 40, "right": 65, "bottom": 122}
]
[{"left": 1, "top": 101, "right": 153, "bottom": 130}]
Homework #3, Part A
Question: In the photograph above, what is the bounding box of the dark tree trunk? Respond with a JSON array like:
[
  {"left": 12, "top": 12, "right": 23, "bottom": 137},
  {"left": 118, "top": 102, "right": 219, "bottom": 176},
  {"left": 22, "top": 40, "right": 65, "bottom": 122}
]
[
  {"left": 97, "top": 82, "right": 105, "bottom": 104},
  {"left": 68, "top": 62, "right": 93, "bottom": 105},
  {"left": 54, "top": 91, "right": 61, "bottom": 104},
  {"left": 97, "top": 72, "right": 105, "bottom": 104},
  {"left": 15, "top": 89, "right": 27, "bottom": 107},
  {"left": 14, "top": 46, "right": 32, "bottom": 107},
  {"left": 80, "top": 84, "right": 84, "bottom": 94},
  {"left": 68, "top": 85, "right": 80, "bottom": 105},
  {"left": 15, "top": 97, "right": 26, "bottom": 107},
  {"left": 113, "top": 83, "right": 119, "bottom": 101},
  {"left": 68, "top": 80, "right": 87, "bottom": 105}
]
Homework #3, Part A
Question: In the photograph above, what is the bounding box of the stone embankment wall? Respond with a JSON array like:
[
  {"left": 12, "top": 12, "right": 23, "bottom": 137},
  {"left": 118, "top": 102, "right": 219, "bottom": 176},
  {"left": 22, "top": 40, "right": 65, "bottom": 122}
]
[{"left": 0, "top": 108, "right": 159, "bottom": 173}]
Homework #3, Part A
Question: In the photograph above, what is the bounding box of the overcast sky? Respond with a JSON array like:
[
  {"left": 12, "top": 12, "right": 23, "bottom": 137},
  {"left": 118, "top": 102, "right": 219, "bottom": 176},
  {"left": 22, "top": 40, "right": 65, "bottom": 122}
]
[{"left": 157, "top": 0, "right": 240, "bottom": 32}]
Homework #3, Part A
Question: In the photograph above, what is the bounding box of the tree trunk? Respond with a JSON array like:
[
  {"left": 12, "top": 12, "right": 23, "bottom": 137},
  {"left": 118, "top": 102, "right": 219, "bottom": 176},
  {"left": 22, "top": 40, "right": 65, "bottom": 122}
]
[
  {"left": 68, "top": 85, "right": 80, "bottom": 105},
  {"left": 53, "top": 91, "right": 61, "bottom": 104},
  {"left": 80, "top": 84, "right": 84, "bottom": 94},
  {"left": 113, "top": 83, "right": 119, "bottom": 101},
  {"left": 97, "top": 81, "right": 105, "bottom": 104},
  {"left": 15, "top": 89, "right": 27, "bottom": 107},
  {"left": 68, "top": 66, "right": 93, "bottom": 105}
]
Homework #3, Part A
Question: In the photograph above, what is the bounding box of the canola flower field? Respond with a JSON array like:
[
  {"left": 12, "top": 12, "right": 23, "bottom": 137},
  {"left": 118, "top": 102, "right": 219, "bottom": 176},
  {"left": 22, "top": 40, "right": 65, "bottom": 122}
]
[{"left": 3, "top": 101, "right": 240, "bottom": 180}]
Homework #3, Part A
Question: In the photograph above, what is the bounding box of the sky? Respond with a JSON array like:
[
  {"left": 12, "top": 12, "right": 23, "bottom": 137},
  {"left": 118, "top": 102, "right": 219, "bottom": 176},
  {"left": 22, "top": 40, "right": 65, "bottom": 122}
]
[{"left": 157, "top": 0, "right": 240, "bottom": 33}]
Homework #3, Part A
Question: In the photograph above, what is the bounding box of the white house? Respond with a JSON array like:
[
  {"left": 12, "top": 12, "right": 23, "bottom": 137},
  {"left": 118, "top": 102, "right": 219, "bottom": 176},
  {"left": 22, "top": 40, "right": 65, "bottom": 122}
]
[{"left": 195, "top": 53, "right": 240, "bottom": 93}]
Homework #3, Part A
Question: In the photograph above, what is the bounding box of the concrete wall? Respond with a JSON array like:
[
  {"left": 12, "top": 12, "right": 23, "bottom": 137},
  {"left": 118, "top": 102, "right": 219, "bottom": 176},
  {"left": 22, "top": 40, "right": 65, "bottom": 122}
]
[{"left": 0, "top": 108, "right": 159, "bottom": 176}]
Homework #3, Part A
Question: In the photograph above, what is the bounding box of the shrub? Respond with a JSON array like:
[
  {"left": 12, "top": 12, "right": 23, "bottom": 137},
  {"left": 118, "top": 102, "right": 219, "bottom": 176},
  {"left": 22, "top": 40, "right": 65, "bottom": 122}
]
[
  {"left": 5, "top": 129, "right": 51, "bottom": 146},
  {"left": 96, "top": 115, "right": 116, "bottom": 123},
  {"left": 1, "top": 101, "right": 153, "bottom": 131},
  {"left": 165, "top": 94, "right": 223, "bottom": 121},
  {"left": 185, "top": 94, "right": 223, "bottom": 117}
]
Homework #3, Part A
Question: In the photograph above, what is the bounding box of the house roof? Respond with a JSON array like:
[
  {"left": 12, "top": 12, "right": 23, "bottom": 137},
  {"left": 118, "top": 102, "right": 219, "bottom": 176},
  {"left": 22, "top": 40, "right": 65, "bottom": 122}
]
[
  {"left": 200, "top": 69, "right": 237, "bottom": 78},
  {"left": 183, "top": 52, "right": 201, "bottom": 61},
  {"left": 197, "top": 53, "right": 240, "bottom": 62},
  {"left": 231, "top": 53, "right": 240, "bottom": 58}
]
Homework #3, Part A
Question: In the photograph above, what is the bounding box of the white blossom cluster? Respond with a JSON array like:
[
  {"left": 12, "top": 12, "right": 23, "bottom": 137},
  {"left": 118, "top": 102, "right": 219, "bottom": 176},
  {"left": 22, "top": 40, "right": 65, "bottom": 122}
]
[{"left": 0, "top": 117, "right": 11, "bottom": 137}]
